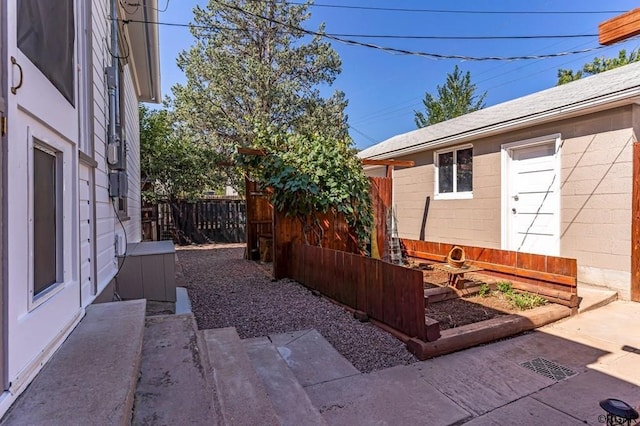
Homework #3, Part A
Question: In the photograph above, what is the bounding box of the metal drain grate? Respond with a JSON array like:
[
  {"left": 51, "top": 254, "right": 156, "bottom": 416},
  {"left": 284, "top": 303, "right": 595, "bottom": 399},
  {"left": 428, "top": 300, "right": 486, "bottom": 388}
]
[{"left": 519, "top": 357, "right": 577, "bottom": 381}]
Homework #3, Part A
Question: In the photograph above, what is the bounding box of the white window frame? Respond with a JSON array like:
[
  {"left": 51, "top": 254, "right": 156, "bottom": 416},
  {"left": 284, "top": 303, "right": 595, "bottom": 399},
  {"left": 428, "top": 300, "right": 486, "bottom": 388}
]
[
  {"left": 434, "top": 144, "right": 474, "bottom": 200},
  {"left": 28, "top": 134, "right": 68, "bottom": 310}
]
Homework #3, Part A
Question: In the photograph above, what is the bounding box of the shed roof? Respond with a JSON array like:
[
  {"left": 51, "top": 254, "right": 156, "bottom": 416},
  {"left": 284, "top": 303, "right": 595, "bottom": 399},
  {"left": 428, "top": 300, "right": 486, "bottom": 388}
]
[{"left": 358, "top": 61, "right": 640, "bottom": 159}]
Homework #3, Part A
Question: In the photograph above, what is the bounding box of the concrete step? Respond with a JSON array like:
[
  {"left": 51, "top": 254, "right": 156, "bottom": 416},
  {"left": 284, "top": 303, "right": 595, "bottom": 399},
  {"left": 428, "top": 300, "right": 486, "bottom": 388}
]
[
  {"left": 133, "top": 313, "right": 218, "bottom": 425},
  {"left": 1, "top": 300, "right": 147, "bottom": 426},
  {"left": 268, "top": 329, "right": 360, "bottom": 388},
  {"left": 244, "top": 337, "right": 327, "bottom": 426},
  {"left": 577, "top": 286, "right": 618, "bottom": 314},
  {"left": 200, "top": 327, "right": 280, "bottom": 425}
]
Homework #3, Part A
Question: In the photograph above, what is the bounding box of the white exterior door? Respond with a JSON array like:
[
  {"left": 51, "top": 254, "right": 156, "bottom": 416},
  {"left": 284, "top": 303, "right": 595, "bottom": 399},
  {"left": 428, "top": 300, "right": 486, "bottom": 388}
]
[
  {"left": 503, "top": 137, "right": 561, "bottom": 256},
  {"left": 5, "top": 1, "right": 81, "bottom": 392}
]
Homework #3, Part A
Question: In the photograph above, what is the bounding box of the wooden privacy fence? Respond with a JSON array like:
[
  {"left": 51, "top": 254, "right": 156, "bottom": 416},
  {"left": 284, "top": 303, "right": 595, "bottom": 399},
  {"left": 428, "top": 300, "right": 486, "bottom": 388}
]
[
  {"left": 402, "top": 238, "right": 579, "bottom": 307},
  {"left": 289, "top": 243, "right": 427, "bottom": 341},
  {"left": 263, "top": 176, "right": 393, "bottom": 278},
  {"left": 156, "top": 199, "right": 246, "bottom": 244}
]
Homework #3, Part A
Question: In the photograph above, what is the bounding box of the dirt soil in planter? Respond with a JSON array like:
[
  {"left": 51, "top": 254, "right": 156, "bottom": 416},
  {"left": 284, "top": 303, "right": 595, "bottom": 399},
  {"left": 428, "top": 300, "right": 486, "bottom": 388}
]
[
  {"left": 408, "top": 259, "right": 540, "bottom": 330},
  {"left": 426, "top": 295, "right": 525, "bottom": 330}
]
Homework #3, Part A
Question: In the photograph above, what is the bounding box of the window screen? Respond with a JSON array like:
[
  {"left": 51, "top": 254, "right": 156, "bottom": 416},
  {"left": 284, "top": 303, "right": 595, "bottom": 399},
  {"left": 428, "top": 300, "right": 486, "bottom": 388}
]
[
  {"left": 33, "top": 146, "right": 59, "bottom": 295},
  {"left": 456, "top": 148, "right": 473, "bottom": 192},
  {"left": 17, "top": 0, "right": 75, "bottom": 105},
  {"left": 438, "top": 151, "right": 454, "bottom": 193}
]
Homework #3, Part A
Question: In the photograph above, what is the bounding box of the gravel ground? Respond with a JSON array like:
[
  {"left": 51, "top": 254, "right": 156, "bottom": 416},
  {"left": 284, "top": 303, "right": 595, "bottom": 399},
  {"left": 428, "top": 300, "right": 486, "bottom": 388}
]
[{"left": 178, "top": 244, "right": 418, "bottom": 373}]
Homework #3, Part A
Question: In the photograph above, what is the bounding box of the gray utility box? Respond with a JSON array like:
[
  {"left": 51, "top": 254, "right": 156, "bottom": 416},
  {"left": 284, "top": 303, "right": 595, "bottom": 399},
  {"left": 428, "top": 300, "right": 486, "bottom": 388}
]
[{"left": 117, "top": 241, "right": 176, "bottom": 302}]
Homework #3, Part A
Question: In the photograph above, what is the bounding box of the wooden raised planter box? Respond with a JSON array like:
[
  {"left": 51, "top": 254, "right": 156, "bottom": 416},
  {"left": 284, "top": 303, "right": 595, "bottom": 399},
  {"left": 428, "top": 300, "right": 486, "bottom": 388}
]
[
  {"left": 402, "top": 239, "right": 579, "bottom": 308},
  {"left": 408, "top": 304, "right": 571, "bottom": 360}
]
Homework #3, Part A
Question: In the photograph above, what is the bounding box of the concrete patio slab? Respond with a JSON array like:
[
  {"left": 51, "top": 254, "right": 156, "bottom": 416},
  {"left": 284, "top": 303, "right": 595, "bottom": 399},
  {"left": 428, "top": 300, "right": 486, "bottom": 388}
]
[
  {"left": 244, "top": 337, "right": 326, "bottom": 426},
  {"left": 412, "top": 344, "right": 555, "bottom": 416},
  {"left": 1, "top": 300, "right": 146, "bottom": 426},
  {"left": 133, "top": 314, "right": 217, "bottom": 425},
  {"left": 305, "top": 365, "right": 471, "bottom": 426},
  {"left": 547, "top": 301, "right": 640, "bottom": 348},
  {"left": 588, "top": 352, "right": 640, "bottom": 384},
  {"left": 532, "top": 368, "right": 640, "bottom": 424},
  {"left": 464, "top": 396, "right": 585, "bottom": 425},
  {"left": 270, "top": 329, "right": 359, "bottom": 387}
]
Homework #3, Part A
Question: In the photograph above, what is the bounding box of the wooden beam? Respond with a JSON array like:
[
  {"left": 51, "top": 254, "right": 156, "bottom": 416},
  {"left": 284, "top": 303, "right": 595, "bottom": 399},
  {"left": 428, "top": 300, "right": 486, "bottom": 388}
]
[
  {"left": 632, "top": 142, "right": 640, "bottom": 302},
  {"left": 599, "top": 8, "right": 640, "bottom": 45},
  {"left": 237, "top": 147, "right": 266, "bottom": 156},
  {"left": 361, "top": 159, "right": 415, "bottom": 167}
]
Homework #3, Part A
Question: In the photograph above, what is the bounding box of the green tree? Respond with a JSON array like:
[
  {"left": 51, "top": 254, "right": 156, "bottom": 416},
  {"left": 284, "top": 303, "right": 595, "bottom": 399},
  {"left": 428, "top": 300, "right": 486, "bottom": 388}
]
[
  {"left": 238, "top": 128, "right": 372, "bottom": 252},
  {"left": 557, "top": 48, "right": 640, "bottom": 85},
  {"left": 414, "top": 65, "right": 487, "bottom": 128},
  {"left": 139, "top": 105, "right": 221, "bottom": 203},
  {"left": 171, "top": 0, "right": 348, "bottom": 189},
  {"left": 140, "top": 104, "right": 226, "bottom": 244}
]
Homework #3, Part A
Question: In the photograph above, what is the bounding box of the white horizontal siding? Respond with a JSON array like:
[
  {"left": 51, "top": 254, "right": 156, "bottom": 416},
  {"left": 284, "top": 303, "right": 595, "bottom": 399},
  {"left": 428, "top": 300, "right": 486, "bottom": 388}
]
[{"left": 122, "top": 65, "right": 141, "bottom": 243}]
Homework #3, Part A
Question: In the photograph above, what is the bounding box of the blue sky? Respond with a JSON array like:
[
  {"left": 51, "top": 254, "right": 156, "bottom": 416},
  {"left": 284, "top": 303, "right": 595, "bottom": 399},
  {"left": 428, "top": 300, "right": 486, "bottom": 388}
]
[{"left": 155, "top": 1, "right": 640, "bottom": 150}]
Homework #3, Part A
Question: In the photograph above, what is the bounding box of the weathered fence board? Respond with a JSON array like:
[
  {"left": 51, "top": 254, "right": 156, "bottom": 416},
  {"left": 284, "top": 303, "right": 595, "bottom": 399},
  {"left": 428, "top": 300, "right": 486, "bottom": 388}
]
[
  {"left": 155, "top": 199, "right": 245, "bottom": 244},
  {"left": 289, "top": 243, "right": 426, "bottom": 340}
]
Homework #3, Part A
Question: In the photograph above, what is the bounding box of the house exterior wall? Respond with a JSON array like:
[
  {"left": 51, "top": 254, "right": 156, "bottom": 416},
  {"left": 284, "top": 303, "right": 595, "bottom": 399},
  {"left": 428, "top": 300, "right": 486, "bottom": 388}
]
[
  {"left": 90, "top": 2, "right": 143, "bottom": 300},
  {"left": 388, "top": 105, "right": 636, "bottom": 298},
  {"left": 121, "top": 64, "right": 142, "bottom": 243},
  {"left": 91, "top": 0, "right": 118, "bottom": 297}
]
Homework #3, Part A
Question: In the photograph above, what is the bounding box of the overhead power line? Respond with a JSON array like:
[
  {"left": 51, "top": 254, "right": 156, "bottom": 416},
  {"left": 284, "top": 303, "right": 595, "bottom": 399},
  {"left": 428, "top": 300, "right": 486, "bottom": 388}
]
[
  {"left": 118, "top": 1, "right": 610, "bottom": 61},
  {"left": 277, "top": 2, "right": 626, "bottom": 15},
  {"left": 326, "top": 33, "right": 597, "bottom": 40},
  {"left": 119, "top": 19, "right": 599, "bottom": 40},
  {"left": 210, "top": 2, "right": 609, "bottom": 61}
]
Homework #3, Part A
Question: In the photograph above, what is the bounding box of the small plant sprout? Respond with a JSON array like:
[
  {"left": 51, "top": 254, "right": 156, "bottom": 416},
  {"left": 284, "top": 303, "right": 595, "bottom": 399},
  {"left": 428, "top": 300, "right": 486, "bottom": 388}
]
[
  {"left": 478, "top": 283, "right": 490, "bottom": 297},
  {"left": 496, "top": 280, "right": 513, "bottom": 294}
]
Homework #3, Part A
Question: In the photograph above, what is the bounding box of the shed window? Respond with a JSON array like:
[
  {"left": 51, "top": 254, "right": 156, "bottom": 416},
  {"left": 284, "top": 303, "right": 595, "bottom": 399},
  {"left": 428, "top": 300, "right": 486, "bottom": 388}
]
[{"left": 435, "top": 146, "right": 473, "bottom": 199}]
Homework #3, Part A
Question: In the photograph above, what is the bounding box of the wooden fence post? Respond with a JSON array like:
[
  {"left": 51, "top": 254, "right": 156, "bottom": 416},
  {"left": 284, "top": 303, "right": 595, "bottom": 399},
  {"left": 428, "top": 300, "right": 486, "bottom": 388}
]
[{"left": 632, "top": 142, "right": 640, "bottom": 302}]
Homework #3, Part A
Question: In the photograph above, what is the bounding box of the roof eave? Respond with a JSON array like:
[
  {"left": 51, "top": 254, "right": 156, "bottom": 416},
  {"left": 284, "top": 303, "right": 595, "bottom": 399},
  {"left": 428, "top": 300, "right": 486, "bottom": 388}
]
[
  {"left": 363, "top": 86, "right": 640, "bottom": 160},
  {"left": 121, "top": 0, "right": 161, "bottom": 103}
]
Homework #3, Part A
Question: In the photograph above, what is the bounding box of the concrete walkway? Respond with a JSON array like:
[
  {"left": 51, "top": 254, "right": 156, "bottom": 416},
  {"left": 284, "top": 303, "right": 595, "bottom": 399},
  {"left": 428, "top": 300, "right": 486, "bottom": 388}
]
[{"left": 304, "top": 301, "right": 640, "bottom": 425}]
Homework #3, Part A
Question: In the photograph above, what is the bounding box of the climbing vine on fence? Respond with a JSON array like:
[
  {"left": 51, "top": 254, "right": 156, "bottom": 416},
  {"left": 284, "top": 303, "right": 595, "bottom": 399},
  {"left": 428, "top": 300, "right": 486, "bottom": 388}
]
[{"left": 238, "top": 129, "right": 372, "bottom": 253}]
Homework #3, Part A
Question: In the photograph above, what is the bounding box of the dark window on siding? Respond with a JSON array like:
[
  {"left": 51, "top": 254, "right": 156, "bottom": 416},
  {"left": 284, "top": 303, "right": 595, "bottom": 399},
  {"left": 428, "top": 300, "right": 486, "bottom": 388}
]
[{"left": 33, "top": 146, "right": 60, "bottom": 295}]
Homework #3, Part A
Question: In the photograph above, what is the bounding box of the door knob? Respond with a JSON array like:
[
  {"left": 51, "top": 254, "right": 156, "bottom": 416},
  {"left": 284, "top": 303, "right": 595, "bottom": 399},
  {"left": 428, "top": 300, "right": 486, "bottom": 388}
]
[
  {"left": 512, "top": 195, "right": 519, "bottom": 201},
  {"left": 512, "top": 208, "right": 516, "bottom": 214}
]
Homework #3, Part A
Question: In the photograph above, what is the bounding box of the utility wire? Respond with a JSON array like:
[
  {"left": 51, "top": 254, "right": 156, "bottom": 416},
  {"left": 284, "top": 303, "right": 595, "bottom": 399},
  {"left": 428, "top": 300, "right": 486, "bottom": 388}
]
[
  {"left": 273, "top": 2, "right": 626, "bottom": 15},
  {"left": 118, "top": 18, "right": 597, "bottom": 40},
  {"left": 118, "top": 15, "right": 608, "bottom": 61},
  {"left": 319, "top": 33, "right": 598, "bottom": 41}
]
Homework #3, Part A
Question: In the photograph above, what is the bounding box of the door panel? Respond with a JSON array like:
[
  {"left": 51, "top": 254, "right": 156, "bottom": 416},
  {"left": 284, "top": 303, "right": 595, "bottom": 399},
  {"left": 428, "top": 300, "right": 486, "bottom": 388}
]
[
  {"left": 507, "top": 141, "right": 560, "bottom": 255},
  {"left": 5, "top": 0, "right": 80, "bottom": 389},
  {"left": 1, "top": 0, "right": 6, "bottom": 391}
]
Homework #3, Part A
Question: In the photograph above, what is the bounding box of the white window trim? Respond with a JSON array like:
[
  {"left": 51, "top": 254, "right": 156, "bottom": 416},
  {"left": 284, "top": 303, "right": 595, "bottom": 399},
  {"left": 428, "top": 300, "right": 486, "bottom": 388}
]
[
  {"left": 27, "top": 128, "right": 77, "bottom": 312},
  {"left": 434, "top": 143, "right": 474, "bottom": 200}
]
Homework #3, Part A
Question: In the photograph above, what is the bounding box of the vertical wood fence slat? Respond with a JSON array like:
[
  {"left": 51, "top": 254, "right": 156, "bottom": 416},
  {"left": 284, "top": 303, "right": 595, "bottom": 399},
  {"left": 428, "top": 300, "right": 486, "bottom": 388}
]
[
  {"left": 153, "top": 198, "right": 247, "bottom": 244},
  {"left": 633, "top": 142, "right": 640, "bottom": 302},
  {"left": 288, "top": 243, "right": 426, "bottom": 340}
]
